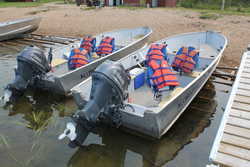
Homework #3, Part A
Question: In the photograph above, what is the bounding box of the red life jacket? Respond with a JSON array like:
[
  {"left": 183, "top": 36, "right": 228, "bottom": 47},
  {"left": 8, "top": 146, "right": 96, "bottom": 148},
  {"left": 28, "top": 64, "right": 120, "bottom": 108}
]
[
  {"left": 172, "top": 47, "right": 197, "bottom": 73},
  {"left": 149, "top": 60, "right": 179, "bottom": 90},
  {"left": 96, "top": 36, "right": 114, "bottom": 56},
  {"left": 147, "top": 44, "right": 167, "bottom": 61},
  {"left": 80, "top": 37, "right": 96, "bottom": 52},
  {"left": 68, "top": 48, "right": 89, "bottom": 69}
]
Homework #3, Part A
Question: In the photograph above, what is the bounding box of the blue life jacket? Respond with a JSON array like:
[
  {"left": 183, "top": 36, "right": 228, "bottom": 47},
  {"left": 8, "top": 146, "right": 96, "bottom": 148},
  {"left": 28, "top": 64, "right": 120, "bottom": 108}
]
[
  {"left": 80, "top": 37, "right": 96, "bottom": 52},
  {"left": 146, "top": 44, "right": 169, "bottom": 62},
  {"left": 68, "top": 48, "right": 91, "bottom": 70},
  {"left": 172, "top": 46, "right": 200, "bottom": 72},
  {"left": 96, "top": 37, "right": 115, "bottom": 56}
]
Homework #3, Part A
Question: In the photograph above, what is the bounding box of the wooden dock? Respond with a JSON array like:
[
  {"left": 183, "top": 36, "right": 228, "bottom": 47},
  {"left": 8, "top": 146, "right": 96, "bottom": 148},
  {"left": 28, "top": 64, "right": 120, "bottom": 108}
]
[{"left": 209, "top": 50, "right": 250, "bottom": 167}]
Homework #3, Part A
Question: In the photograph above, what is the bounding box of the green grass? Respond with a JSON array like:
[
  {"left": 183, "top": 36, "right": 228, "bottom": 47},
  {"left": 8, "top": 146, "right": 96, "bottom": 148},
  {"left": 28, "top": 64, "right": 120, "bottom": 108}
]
[
  {"left": 177, "top": 1, "right": 250, "bottom": 16},
  {"left": 175, "top": 6, "right": 250, "bottom": 16},
  {"left": 199, "top": 12, "right": 221, "bottom": 20},
  {"left": 0, "top": 0, "right": 63, "bottom": 8}
]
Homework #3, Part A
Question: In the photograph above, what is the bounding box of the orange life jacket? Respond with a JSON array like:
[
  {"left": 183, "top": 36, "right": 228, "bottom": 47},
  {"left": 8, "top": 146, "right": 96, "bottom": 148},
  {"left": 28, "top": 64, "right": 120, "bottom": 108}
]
[
  {"left": 172, "top": 47, "right": 197, "bottom": 73},
  {"left": 96, "top": 36, "right": 114, "bottom": 56},
  {"left": 146, "top": 44, "right": 167, "bottom": 61},
  {"left": 149, "top": 60, "right": 179, "bottom": 91},
  {"left": 68, "top": 48, "right": 89, "bottom": 69},
  {"left": 80, "top": 37, "right": 96, "bottom": 52}
]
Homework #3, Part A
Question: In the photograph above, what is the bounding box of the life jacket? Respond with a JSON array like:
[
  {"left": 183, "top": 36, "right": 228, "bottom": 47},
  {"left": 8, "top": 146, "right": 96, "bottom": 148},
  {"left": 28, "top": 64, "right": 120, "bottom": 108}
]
[
  {"left": 149, "top": 59, "right": 179, "bottom": 92},
  {"left": 172, "top": 47, "right": 199, "bottom": 73},
  {"left": 68, "top": 48, "right": 90, "bottom": 70},
  {"left": 96, "top": 36, "right": 115, "bottom": 56},
  {"left": 146, "top": 43, "right": 168, "bottom": 61},
  {"left": 80, "top": 37, "right": 96, "bottom": 52}
]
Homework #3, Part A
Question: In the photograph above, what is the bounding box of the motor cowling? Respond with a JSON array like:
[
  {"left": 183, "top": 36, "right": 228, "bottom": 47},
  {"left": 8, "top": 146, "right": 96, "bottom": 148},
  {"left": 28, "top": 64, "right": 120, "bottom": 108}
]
[
  {"left": 4, "top": 46, "right": 51, "bottom": 103},
  {"left": 59, "top": 60, "right": 130, "bottom": 148}
]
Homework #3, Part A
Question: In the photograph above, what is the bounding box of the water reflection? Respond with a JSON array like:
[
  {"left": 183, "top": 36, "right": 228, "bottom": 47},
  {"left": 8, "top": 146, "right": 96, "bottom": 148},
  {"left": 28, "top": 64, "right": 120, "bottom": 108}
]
[
  {"left": 0, "top": 54, "right": 230, "bottom": 167},
  {"left": 6, "top": 90, "right": 76, "bottom": 131},
  {"left": 67, "top": 81, "right": 217, "bottom": 167}
]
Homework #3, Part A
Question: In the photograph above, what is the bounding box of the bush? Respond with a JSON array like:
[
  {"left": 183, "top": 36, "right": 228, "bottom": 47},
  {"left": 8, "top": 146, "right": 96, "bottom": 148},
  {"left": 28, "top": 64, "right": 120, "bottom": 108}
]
[{"left": 178, "top": 0, "right": 250, "bottom": 9}]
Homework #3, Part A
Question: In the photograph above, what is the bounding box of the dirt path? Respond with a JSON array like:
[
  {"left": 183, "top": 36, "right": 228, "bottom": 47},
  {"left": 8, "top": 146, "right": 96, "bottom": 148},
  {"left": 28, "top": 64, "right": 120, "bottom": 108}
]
[{"left": 1, "top": 3, "right": 250, "bottom": 66}]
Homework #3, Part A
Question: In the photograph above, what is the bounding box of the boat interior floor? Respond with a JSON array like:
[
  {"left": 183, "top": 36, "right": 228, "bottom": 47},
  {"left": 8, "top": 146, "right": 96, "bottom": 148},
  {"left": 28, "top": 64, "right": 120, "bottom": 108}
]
[{"left": 128, "top": 56, "right": 214, "bottom": 109}]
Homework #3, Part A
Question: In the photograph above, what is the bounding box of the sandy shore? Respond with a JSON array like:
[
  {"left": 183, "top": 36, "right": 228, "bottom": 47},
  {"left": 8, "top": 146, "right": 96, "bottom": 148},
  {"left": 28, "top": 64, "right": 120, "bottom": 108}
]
[{"left": 1, "top": 3, "right": 250, "bottom": 66}]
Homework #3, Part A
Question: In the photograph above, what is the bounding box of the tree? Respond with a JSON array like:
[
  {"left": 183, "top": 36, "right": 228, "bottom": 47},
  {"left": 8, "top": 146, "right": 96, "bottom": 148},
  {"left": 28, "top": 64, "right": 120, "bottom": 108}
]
[{"left": 221, "top": 0, "right": 225, "bottom": 10}]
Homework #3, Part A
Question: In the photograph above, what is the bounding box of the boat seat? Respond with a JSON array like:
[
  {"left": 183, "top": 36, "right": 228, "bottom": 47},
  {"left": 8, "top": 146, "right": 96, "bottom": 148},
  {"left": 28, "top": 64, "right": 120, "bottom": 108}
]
[
  {"left": 51, "top": 58, "right": 67, "bottom": 68},
  {"left": 158, "top": 87, "right": 183, "bottom": 107},
  {"left": 184, "top": 71, "right": 201, "bottom": 78}
]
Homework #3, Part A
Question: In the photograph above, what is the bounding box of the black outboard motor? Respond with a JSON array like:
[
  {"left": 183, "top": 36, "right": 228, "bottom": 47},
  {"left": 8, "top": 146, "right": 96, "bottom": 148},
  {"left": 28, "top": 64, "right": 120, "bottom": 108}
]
[
  {"left": 59, "top": 60, "right": 130, "bottom": 148},
  {"left": 3, "top": 46, "right": 51, "bottom": 104}
]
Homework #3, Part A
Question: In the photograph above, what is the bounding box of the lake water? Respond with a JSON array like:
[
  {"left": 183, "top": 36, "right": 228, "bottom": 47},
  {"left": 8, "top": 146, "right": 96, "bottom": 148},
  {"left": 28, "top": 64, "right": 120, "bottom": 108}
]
[{"left": 0, "top": 54, "right": 231, "bottom": 167}]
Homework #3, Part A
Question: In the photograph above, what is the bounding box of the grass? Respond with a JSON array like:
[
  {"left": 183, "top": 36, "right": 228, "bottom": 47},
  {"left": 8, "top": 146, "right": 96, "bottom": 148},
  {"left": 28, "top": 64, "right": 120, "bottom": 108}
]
[
  {"left": 177, "top": 1, "right": 250, "bottom": 16},
  {"left": 0, "top": 0, "right": 63, "bottom": 8},
  {"left": 199, "top": 12, "right": 221, "bottom": 20}
]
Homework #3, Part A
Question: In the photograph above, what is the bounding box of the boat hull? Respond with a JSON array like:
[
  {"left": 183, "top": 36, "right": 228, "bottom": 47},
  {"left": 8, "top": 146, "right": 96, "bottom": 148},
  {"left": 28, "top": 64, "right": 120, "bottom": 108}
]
[
  {"left": 120, "top": 32, "right": 227, "bottom": 138},
  {"left": 0, "top": 17, "right": 41, "bottom": 41},
  {"left": 39, "top": 27, "right": 152, "bottom": 95},
  {"left": 121, "top": 56, "right": 220, "bottom": 138}
]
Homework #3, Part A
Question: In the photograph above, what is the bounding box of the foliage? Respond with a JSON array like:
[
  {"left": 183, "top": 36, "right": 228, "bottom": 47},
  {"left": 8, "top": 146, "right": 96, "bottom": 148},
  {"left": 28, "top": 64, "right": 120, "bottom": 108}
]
[
  {"left": 0, "top": 0, "right": 62, "bottom": 8},
  {"left": 178, "top": 0, "right": 250, "bottom": 9}
]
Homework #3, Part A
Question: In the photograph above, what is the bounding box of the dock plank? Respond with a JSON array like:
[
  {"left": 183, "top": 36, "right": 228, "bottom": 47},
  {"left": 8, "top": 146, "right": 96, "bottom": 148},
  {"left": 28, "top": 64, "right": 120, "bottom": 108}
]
[
  {"left": 224, "top": 124, "right": 250, "bottom": 139},
  {"left": 214, "top": 152, "right": 250, "bottom": 167},
  {"left": 238, "top": 83, "right": 250, "bottom": 91},
  {"left": 222, "top": 133, "right": 250, "bottom": 150},
  {"left": 234, "top": 95, "right": 250, "bottom": 104},
  {"left": 227, "top": 116, "right": 250, "bottom": 129},
  {"left": 219, "top": 143, "right": 250, "bottom": 161},
  {"left": 240, "top": 77, "right": 250, "bottom": 84},
  {"left": 232, "top": 101, "right": 250, "bottom": 111},
  {"left": 241, "top": 72, "right": 250, "bottom": 79},
  {"left": 243, "top": 68, "right": 250, "bottom": 73},
  {"left": 230, "top": 109, "right": 250, "bottom": 120},
  {"left": 236, "top": 89, "right": 250, "bottom": 98}
]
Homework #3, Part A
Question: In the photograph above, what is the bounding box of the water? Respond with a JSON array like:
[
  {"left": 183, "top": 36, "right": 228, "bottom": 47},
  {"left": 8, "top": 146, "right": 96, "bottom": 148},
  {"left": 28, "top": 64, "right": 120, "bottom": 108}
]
[{"left": 0, "top": 55, "right": 231, "bottom": 167}]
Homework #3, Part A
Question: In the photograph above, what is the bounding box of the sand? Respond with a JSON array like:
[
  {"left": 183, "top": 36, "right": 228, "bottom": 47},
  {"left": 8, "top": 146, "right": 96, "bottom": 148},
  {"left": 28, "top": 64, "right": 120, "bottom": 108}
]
[{"left": 1, "top": 3, "right": 250, "bottom": 66}]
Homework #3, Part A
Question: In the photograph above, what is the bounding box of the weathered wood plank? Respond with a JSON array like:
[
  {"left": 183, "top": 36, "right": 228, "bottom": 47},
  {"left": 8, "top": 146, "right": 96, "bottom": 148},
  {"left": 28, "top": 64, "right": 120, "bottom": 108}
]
[
  {"left": 214, "top": 152, "right": 250, "bottom": 167},
  {"left": 241, "top": 72, "right": 250, "bottom": 79},
  {"left": 240, "top": 77, "right": 250, "bottom": 84},
  {"left": 227, "top": 116, "right": 250, "bottom": 129},
  {"left": 232, "top": 101, "right": 250, "bottom": 111},
  {"left": 243, "top": 68, "right": 250, "bottom": 73},
  {"left": 222, "top": 133, "right": 250, "bottom": 150},
  {"left": 219, "top": 143, "right": 250, "bottom": 161},
  {"left": 234, "top": 95, "right": 250, "bottom": 104},
  {"left": 236, "top": 89, "right": 250, "bottom": 98},
  {"left": 238, "top": 83, "right": 250, "bottom": 91},
  {"left": 230, "top": 109, "right": 250, "bottom": 120},
  {"left": 225, "top": 124, "right": 250, "bottom": 139}
]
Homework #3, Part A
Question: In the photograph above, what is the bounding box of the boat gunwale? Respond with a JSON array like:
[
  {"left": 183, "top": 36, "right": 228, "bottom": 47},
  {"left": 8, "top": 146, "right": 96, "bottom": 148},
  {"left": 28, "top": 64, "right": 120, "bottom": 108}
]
[
  {"left": 0, "top": 16, "right": 42, "bottom": 27},
  {"left": 57, "top": 26, "right": 153, "bottom": 78}
]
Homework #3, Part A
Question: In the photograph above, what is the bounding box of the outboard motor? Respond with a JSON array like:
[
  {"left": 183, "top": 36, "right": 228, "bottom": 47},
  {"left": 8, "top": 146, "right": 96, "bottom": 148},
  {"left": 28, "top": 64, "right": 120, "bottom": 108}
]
[
  {"left": 3, "top": 46, "right": 51, "bottom": 104},
  {"left": 59, "top": 60, "right": 130, "bottom": 148}
]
